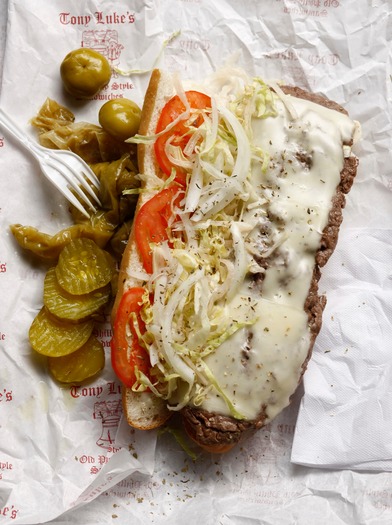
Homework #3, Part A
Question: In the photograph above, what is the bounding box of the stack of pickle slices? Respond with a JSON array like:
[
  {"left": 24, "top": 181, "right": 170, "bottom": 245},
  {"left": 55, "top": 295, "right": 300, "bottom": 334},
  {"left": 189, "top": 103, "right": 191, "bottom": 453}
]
[{"left": 29, "top": 238, "right": 116, "bottom": 383}]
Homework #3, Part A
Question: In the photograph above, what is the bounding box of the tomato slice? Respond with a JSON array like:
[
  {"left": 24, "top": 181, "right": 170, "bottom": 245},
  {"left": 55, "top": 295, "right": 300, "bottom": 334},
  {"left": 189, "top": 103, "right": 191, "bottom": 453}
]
[
  {"left": 155, "top": 91, "right": 211, "bottom": 185},
  {"left": 135, "top": 184, "right": 183, "bottom": 274},
  {"left": 111, "top": 287, "right": 150, "bottom": 388}
]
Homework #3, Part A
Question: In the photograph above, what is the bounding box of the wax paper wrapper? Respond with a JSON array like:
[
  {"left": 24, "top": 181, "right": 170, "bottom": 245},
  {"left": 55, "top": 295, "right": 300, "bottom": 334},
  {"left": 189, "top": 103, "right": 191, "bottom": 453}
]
[{"left": 1, "top": 0, "right": 392, "bottom": 524}]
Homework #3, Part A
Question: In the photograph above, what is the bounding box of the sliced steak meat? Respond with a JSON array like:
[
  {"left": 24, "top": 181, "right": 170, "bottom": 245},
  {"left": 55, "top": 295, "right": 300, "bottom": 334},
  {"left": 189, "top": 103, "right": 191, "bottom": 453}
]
[{"left": 182, "top": 406, "right": 254, "bottom": 452}]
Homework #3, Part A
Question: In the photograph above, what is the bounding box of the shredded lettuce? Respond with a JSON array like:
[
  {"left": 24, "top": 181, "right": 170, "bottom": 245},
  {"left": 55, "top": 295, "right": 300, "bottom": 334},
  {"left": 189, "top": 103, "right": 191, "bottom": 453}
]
[
  {"left": 201, "top": 362, "right": 245, "bottom": 420},
  {"left": 230, "top": 77, "right": 279, "bottom": 139},
  {"left": 158, "top": 426, "right": 199, "bottom": 461},
  {"left": 113, "top": 31, "right": 181, "bottom": 77}
]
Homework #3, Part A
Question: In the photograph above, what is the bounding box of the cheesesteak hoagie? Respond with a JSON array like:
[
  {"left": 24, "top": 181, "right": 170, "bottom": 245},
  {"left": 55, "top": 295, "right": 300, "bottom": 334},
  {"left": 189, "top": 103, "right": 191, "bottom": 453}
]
[{"left": 110, "top": 67, "right": 359, "bottom": 453}]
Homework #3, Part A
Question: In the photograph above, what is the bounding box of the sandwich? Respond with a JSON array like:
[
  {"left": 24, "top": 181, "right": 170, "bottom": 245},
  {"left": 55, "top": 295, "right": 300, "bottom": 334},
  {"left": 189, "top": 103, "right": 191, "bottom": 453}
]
[{"left": 110, "top": 67, "right": 360, "bottom": 453}]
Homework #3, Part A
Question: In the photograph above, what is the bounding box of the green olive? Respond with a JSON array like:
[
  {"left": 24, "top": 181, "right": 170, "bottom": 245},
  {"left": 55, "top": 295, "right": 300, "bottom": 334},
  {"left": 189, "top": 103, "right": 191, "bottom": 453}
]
[
  {"left": 98, "top": 99, "right": 141, "bottom": 142},
  {"left": 60, "top": 48, "right": 111, "bottom": 98}
]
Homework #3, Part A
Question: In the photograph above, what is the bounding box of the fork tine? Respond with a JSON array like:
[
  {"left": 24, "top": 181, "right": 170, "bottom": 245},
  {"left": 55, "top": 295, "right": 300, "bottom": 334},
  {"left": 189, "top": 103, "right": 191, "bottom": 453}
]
[
  {"left": 47, "top": 158, "right": 101, "bottom": 208},
  {"left": 55, "top": 148, "right": 100, "bottom": 189},
  {"left": 49, "top": 156, "right": 101, "bottom": 206},
  {"left": 69, "top": 161, "right": 100, "bottom": 190},
  {"left": 84, "top": 169, "right": 100, "bottom": 190},
  {"left": 64, "top": 191, "right": 93, "bottom": 219},
  {"left": 57, "top": 160, "right": 101, "bottom": 206},
  {"left": 42, "top": 167, "right": 91, "bottom": 218},
  {"left": 77, "top": 159, "right": 100, "bottom": 189},
  {"left": 0, "top": 108, "right": 102, "bottom": 215},
  {"left": 69, "top": 168, "right": 102, "bottom": 206},
  {"left": 67, "top": 178, "right": 99, "bottom": 212},
  {"left": 45, "top": 159, "right": 99, "bottom": 215}
]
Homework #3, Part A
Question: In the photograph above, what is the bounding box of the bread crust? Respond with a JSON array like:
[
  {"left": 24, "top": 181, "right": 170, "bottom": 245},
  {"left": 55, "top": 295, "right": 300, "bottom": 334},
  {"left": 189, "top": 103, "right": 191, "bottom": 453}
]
[
  {"left": 112, "top": 70, "right": 168, "bottom": 325},
  {"left": 137, "top": 69, "right": 162, "bottom": 175},
  {"left": 111, "top": 69, "right": 173, "bottom": 430},
  {"left": 112, "top": 71, "right": 358, "bottom": 450}
]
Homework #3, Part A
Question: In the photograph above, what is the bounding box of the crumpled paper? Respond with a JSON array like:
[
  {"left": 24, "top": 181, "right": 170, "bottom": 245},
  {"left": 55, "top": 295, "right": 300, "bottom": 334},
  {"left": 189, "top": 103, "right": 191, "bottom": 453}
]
[
  {"left": 1, "top": 0, "right": 392, "bottom": 523},
  {"left": 290, "top": 0, "right": 392, "bottom": 468}
]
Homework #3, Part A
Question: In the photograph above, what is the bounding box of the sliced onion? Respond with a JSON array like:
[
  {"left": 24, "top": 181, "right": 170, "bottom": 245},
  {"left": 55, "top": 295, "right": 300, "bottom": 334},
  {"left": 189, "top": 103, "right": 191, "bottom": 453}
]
[
  {"left": 202, "top": 97, "right": 219, "bottom": 153},
  {"left": 156, "top": 268, "right": 205, "bottom": 384},
  {"left": 173, "top": 73, "right": 191, "bottom": 114},
  {"left": 184, "top": 160, "right": 203, "bottom": 213},
  {"left": 226, "top": 222, "right": 249, "bottom": 302},
  {"left": 175, "top": 212, "right": 199, "bottom": 252},
  {"left": 267, "top": 80, "right": 298, "bottom": 121}
]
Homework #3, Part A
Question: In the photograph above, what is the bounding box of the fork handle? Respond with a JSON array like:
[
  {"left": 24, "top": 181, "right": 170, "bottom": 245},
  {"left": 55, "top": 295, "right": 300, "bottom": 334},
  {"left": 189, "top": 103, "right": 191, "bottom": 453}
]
[{"left": 0, "top": 107, "right": 42, "bottom": 159}]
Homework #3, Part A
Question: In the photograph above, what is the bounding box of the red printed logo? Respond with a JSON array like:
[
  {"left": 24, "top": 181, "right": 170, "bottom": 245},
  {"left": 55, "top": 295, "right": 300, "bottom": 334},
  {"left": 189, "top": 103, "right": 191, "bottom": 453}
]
[
  {"left": 59, "top": 11, "right": 136, "bottom": 27},
  {"left": 0, "top": 505, "right": 19, "bottom": 520},
  {"left": 93, "top": 399, "right": 122, "bottom": 449},
  {"left": 81, "top": 30, "right": 124, "bottom": 69},
  {"left": 0, "top": 461, "right": 13, "bottom": 482},
  {"left": 0, "top": 389, "right": 12, "bottom": 402}
]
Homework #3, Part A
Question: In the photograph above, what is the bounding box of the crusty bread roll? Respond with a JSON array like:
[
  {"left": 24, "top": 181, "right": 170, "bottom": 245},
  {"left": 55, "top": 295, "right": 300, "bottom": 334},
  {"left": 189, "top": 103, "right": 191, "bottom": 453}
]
[{"left": 111, "top": 68, "right": 359, "bottom": 452}]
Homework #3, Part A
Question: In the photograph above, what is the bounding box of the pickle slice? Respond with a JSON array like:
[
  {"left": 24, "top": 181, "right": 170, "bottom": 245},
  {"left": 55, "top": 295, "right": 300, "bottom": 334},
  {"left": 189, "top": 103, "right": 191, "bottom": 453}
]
[
  {"left": 55, "top": 238, "right": 116, "bottom": 295},
  {"left": 29, "top": 307, "right": 94, "bottom": 357},
  {"left": 48, "top": 335, "right": 105, "bottom": 383},
  {"left": 44, "top": 267, "right": 110, "bottom": 321}
]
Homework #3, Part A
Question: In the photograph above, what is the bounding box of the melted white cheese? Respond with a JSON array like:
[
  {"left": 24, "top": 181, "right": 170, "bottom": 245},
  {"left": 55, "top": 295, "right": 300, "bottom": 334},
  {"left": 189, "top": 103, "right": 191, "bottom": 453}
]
[{"left": 199, "top": 96, "right": 357, "bottom": 422}]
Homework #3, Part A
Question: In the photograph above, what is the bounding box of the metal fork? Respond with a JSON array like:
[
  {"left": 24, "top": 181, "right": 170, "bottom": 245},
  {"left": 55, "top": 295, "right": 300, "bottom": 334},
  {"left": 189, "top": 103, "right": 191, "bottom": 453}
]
[{"left": 0, "top": 108, "right": 101, "bottom": 218}]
